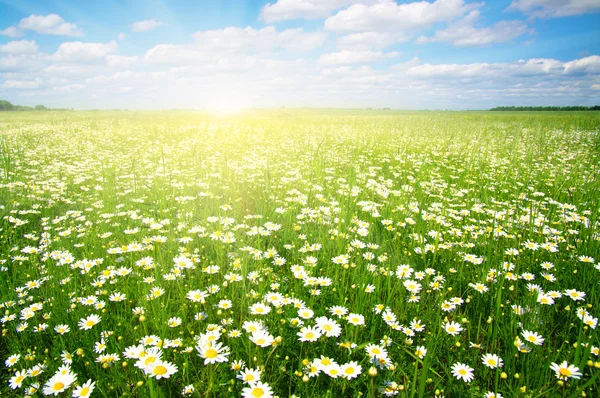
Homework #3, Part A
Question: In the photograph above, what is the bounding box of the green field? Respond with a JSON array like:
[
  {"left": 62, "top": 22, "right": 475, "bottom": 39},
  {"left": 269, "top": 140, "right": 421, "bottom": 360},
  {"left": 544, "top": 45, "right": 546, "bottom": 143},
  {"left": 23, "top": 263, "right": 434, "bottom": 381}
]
[{"left": 1, "top": 110, "right": 599, "bottom": 397}]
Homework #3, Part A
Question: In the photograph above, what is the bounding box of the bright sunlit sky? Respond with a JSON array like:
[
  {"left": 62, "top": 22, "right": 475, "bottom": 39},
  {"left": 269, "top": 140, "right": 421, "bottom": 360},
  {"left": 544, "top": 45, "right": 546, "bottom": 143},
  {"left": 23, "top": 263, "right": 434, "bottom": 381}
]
[{"left": 1, "top": 0, "right": 599, "bottom": 110}]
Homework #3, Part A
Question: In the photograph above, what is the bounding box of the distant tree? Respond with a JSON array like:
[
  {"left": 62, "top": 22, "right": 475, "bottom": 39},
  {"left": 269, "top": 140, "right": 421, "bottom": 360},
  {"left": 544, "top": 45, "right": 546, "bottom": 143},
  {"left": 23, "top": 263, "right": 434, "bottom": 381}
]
[
  {"left": 34, "top": 105, "right": 48, "bottom": 110},
  {"left": 490, "top": 106, "right": 599, "bottom": 111},
  {"left": 0, "top": 100, "right": 15, "bottom": 111}
]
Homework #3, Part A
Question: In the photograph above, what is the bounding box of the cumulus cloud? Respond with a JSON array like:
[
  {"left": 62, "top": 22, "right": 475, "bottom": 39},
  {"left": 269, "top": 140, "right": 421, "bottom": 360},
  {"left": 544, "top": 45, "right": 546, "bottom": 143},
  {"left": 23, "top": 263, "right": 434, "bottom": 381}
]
[
  {"left": 192, "top": 26, "right": 325, "bottom": 52},
  {"left": 19, "top": 14, "right": 83, "bottom": 36},
  {"left": 0, "top": 26, "right": 23, "bottom": 38},
  {"left": 261, "top": 0, "right": 369, "bottom": 22},
  {"left": 416, "top": 10, "right": 530, "bottom": 47},
  {"left": 53, "top": 41, "right": 118, "bottom": 64},
  {"left": 2, "top": 78, "right": 42, "bottom": 89},
  {"left": 0, "top": 40, "right": 38, "bottom": 54},
  {"left": 508, "top": 0, "right": 600, "bottom": 18},
  {"left": 405, "top": 56, "right": 600, "bottom": 80},
  {"left": 325, "top": 0, "right": 481, "bottom": 33},
  {"left": 319, "top": 50, "right": 399, "bottom": 65},
  {"left": 336, "top": 31, "right": 407, "bottom": 50},
  {"left": 130, "top": 19, "right": 163, "bottom": 33}
]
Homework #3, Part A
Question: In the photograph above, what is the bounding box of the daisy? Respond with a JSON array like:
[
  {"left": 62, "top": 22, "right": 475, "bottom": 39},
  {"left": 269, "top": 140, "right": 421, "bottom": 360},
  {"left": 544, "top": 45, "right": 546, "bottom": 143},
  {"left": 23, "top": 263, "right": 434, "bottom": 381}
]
[
  {"left": 5, "top": 354, "right": 20, "bottom": 367},
  {"left": 365, "top": 344, "right": 388, "bottom": 359},
  {"left": 196, "top": 341, "right": 230, "bottom": 365},
  {"left": 443, "top": 321, "right": 463, "bottom": 336},
  {"left": 9, "top": 370, "right": 27, "bottom": 390},
  {"left": 481, "top": 353, "right": 503, "bottom": 369},
  {"left": 415, "top": 346, "right": 427, "bottom": 359},
  {"left": 238, "top": 367, "right": 262, "bottom": 384},
  {"left": 249, "top": 303, "right": 271, "bottom": 315},
  {"left": 347, "top": 313, "right": 365, "bottom": 326},
  {"left": 182, "top": 385, "right": 195, "bottom": 396},
  {"left": 451, "top": 362, "right": 475, "bottom": 383},
  {"left": 54, "top": 324, "right": 70, "bottom": 335},
  {"left": 340, "top": 361, "right": 362, "bottom": 379},
  {"left": 297, "top": 326, "right": 322, "bottom": 342},
  {"left": 250, "top": 330, "right": 274, "bottom": 348},
  {"left": 484, "top": 393, "right": 503, "bottom": 398},
  {"left": 315, "top": 316, "right": 342, "bottom": 337},
  {"left": 241, "top": 381, "right": 273, "bottom": 398},
  {"left": 78, "top": 314, "right": 101, "bottom": 330},
  {"left": 144, "top": 360, "right": 178, "bottom": 379},
  {"left": 72, "top": 379, "right": 95, "bottom": 398},
  {"left": 323, "top": 363, "right": 342, "bottom": 378},
  {"left": 42, "top": 367, "right": 77, "bottom": 396},
  {"left": 329, "top": 306, "right": 348, "bottom": 317},
  {"left": 521, "top": 330, "right": 544, "bottom": 346},
  {"left": 549, "top": 361, "right": 583, "bottom": 381}
]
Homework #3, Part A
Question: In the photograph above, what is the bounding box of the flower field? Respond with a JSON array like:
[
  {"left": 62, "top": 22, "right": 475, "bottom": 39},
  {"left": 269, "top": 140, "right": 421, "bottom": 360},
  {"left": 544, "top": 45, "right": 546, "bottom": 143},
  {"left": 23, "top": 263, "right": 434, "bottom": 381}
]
[{"left": 1, "top": 110, "right": 599, "bottom": 397}]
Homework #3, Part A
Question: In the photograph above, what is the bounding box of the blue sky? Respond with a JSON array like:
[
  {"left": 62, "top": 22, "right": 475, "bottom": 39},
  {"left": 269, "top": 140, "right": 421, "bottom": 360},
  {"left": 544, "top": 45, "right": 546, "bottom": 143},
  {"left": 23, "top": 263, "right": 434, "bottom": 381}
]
[{"left": 0, "top": 0, "right": 599, "bottom": 109}]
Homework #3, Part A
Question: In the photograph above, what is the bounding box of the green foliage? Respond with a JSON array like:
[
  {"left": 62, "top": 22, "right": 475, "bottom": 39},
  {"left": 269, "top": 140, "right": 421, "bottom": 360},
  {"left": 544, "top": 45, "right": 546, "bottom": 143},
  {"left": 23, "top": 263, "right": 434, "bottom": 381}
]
[
  {"left": 0, "top": 110, "right": 598, "bottom": 398},
  {"left": 490, "top": 105, "right": 600, "bottom": 111}
]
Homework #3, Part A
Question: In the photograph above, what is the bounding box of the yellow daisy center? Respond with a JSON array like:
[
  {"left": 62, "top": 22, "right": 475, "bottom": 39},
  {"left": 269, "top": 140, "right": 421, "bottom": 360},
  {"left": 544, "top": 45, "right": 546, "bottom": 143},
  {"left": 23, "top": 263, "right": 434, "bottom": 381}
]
[{"left": 205, "top": 349, "right": 218, "bottom": 359}]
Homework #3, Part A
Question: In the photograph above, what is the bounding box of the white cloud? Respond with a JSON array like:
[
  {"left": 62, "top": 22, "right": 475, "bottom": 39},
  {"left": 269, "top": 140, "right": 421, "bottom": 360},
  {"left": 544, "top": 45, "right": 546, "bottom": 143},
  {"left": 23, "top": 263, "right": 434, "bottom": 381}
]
[
  {"left": 118, "top": 32, "right": 127, "bottom": 40},
  {"left": 0, "top": 40, "right": 38, "bottom": 54},
  {"left": 0, "top": 26, "right": 23, "bottom": 38},
  {"left": 564, "top": 55, "right": 600, "bottom": 75},
  {"left": 261, "top": 0, "right": 367, "bottom": 22},
  {"left": 508, "top": 0, "right": 600, "bottom": 18},
  {"left": 416, "top": 10, "right": 530, "bottom": 47},
  {"left": 2, "top": 78, "right": 41, "bottom": 89},
  {"left": 106, "top": 55, "right": 139, "bottom": 68},
  {"left": 405, "top": 56, "right": 600, "bottom": 79},
  {"left": 19, "top": 14, "right": 83, "bottom": 36},
  {"left": 53, "top": 41, "right": 118, "bottom": 64},
  {"left": 130, "top": 19, "right": 163, "bottom": 33},
  {"left": 0, "top": 53, "right": 48, "bottom": 72},
  {"left": 325, "top": 0, "right": 481, "bottom": 32},
  {"left": 193, "top": 26, "right": 325, "bottom": 52},
  {"left": 336, "top": 31, "right": 407, "bottom": 50},
  {"left": 319, "top": 50, "right": 398, "bottom": 65}
]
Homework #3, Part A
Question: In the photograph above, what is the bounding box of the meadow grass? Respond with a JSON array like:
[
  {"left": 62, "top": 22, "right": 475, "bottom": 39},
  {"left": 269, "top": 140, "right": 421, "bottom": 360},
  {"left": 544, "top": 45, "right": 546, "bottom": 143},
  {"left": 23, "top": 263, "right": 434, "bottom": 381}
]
[{"left": 0, "top": 110, "right": 599, "bottom": 397}]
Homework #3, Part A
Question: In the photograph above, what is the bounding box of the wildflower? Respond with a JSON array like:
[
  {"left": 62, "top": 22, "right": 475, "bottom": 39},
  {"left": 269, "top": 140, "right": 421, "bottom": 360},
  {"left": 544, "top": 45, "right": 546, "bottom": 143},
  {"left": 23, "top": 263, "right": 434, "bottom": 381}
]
[
  {"left": 340, "top": 361, "right": 362, "bottom": 379},
  {"left": 144, "top": 360, "right": 178, "bottom": 379},
  {"left": 484, "top": 393, "right": 503, "bottom": 398},
  {"left": 315, "top": 316, "right": 342, "bottom": 337},
  {"left": 196, "top": 341, "right": 230, "bottom": 365},
  {"left": 241, "top": 381, "right": 273, "bottom": 398},
  {"left": 565, "top": 289, "right": 586, "bottom": 301},
  {"left": 481, "top": 353, "right": 503, "bottom": 369},
  {"left": 42, "top": 366, "right": 77, "bottom": 396},
  {"left": 54, "top": 324, "right": 70, "bottom": 335},
  {"left": 250, "top": 330, "right": 274, "bottom": 348},
  {"left": 329, "top": 306, "right": 348, "bottom": 317},
  {"left": 78, "top": 314, "right": 101, "bottom": 330},
  {"left": 549, "top": 361, "right": 582, "bottom": 381},
  {"left": 238, "top": 367, "right": 262, "bottom": 384},
  {"left": 415, "top": 346, "right": 427, "bottom": 359},
  {"left": 365, "top": 344, "right": 388, "bottom": 358},
  {"left": 72, "top": 379, "right": 95, "bottom": 397},
  {"left": 323, "top": 363, "right": 342, "bottom": 378},
  {"left": 443, "top": 321, "right": 463, "bottom": 336},
  {"left": 521, "top": 330, "right": 544, "bottom": 346},
  {"left": 347, "top": 313, "right": 365, "bottom": 326},
  {"left": 5, "top": 354, "right": 20, "bottom": 367},
  {"left": 182, "top": 384, "right": 195, "bottom": 395},
  {"left": 249, "top": 303, "right": 271, "bottom": 315},
  {"left": 9, "top": 370, "right": 27, "bottom": 390},
  {"left": 297, "top": 326, "right": 322, "bottom": 342},
  {"left": 451, "top": 362, "right": 474, "bottom": 382}
]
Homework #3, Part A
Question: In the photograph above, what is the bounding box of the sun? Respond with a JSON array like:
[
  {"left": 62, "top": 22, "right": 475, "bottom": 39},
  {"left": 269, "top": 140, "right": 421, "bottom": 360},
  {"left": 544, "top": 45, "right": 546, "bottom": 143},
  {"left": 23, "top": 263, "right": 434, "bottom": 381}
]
[{"left": 207, "top": 96, "right": 246, "bottom": 115}]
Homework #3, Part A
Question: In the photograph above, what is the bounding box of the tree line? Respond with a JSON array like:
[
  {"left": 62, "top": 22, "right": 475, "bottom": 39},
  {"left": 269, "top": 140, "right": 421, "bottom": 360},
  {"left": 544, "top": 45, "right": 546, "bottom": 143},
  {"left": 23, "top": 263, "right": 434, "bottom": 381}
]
[
  {"left": 490, "top": 106, "right": 600, "bottom": 111},
  {"left": 0, "top": 100, "right": 67, "bottom": 111}
]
